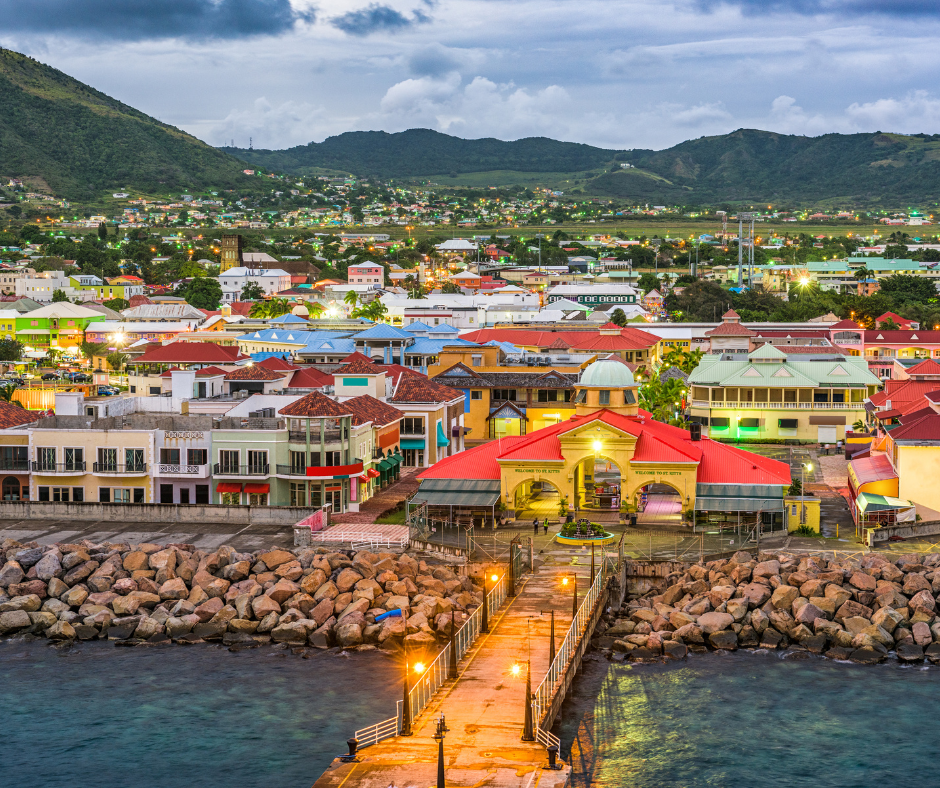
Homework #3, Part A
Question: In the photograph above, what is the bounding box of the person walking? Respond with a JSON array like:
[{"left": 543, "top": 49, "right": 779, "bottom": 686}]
[
  {"left": 543, "top": 519, "right": 549, "bottom": 535},
  {"left": 533, "top": 517, "right": 539, "bottom": 535}
]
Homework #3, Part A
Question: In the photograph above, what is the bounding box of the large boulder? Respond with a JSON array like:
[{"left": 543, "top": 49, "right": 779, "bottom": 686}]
[
  {"left": 252, "top": 595, "right": 281, "bottom": 619},
  {"left": 752, "top": 560, "right": 781, "bottom": 579},
  {"left": 909, "top": 590, "right": 937, "bottom": 615},
  {"left": 697, "top": 611, "right": 734, "bottom": 634},
  {"left": 770, "top": 585, "right": 799, "bottom": 610},
  {"left": 335, "top": 620, "right": 364, "bottom": 648},
  {"left": 740, "top": 583, "right": 771, "bottom": 607},
  {"left": 271, "top": 621, "right": 310, "bottom": 644},
  {"left": 158, "top": 578, "right": 189, "bottom": 601},
  {"left": 259, "top": 550, "right": 295, "bottom": 570},
  {"left": 708, "top": 630, "right": 738, "bottom": 650},
  {"left": 34, "top": 553, "right": 62, "bottom": 582},
  {"left": 0, "top": 610, "right": 31, "bottom": 633},
  {"left": 848, "top": 571, "right": 876, "bottom": 592}
]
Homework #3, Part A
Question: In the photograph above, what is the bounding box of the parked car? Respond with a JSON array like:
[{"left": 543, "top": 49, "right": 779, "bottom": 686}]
[
  {"left": 66, "top": 371, "right": 92, "bottom": 382},
  {"left": 96, "top": 385, "right": 119, "bottom": 396},
  {"left": 41, "top": 372, "right": 60, "bottom": 381}
]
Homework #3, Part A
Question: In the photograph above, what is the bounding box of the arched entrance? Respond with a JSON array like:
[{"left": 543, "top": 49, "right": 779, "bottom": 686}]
[
  {"left": 511, "top": 478, "right": 561, "bottom": 523},
  {"left": 631, "top": 480, "right": 684, "bottom": 526},
  {"left": 574, "top": 455, "right": 622, "bottom": 517},
  {"left": 2, "top": 475, "right": 21, "bottom": 501}
]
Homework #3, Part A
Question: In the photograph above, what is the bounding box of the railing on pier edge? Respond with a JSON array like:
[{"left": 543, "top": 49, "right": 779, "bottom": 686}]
[
  {"left": 353, "top": 573, "right": 509, "bottom": 749},
  {"left": 531, "top": 534, "right": 626, "bottom": 746}
]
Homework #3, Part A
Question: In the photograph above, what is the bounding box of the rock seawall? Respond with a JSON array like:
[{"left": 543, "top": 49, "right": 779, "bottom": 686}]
[
  {"left": 0, "top": 539, "right": 482, "bottom": 650},
  {"left": 593, "top": 551, "right": 940, "bottom": 665}
]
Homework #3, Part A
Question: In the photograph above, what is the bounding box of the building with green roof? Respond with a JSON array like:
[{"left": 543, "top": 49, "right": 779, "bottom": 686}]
[{"left": 688, "top": 345, "right": 882, "bottom": 443}]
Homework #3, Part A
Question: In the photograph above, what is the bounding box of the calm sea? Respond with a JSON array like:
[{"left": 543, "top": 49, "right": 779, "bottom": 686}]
[
  {"left": 0, "top": 640, "right": 399, "bottom": 788},
  {"left": 559, "top": 650, "right": 938, "bottom": 788}
]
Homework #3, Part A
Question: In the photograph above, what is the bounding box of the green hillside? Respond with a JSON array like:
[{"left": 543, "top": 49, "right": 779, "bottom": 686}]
[
  {"left": 221, "top": 129, "right": 620, "bottom": 179},
  {"left": 0, "top": 48, "right": 251, "bottom": 199},
  {"left": 228, "top": 127, "right": 940, "bottom": 205}
]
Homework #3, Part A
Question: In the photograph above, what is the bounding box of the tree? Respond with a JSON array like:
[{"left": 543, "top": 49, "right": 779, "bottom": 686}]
[
  {"left": 106, "top": 352, "right": 128, "bottom": 372},
  {"left": 638, "top": 272, "right": 661, "bottom": 293},
  {"left": 103, "top": 298, "right": 129, "bottom": 312},
  {"left": 306, "top": 302, "right": 326, "bottom": 320},
  {"left": 878, "top": 317, "right": 901, "bottom": 330},
  {"left": 45, "top": 348, "right": 63, "bottom": 365},
  {"left": 609, "top": 308, "right": 628, "bottom": 327},
  {"left": 52, "top": 289, "right": 69, "bottom": 302},
  {"left": 878, "top": 273, "right": 937, "bottom": 304},
  {"left": 354, "top": 300, "right": 388, "bottom": 322},
  {"left": 240, "top": 281, "right": 265, "bottom": 301},
  {"left": 664, "top": 280, "right": 730, "bottom": 322},
  {"left": 0, "top": 337, "right": 24, "bottom": 362},
  {"left": 97, "top": 222, "right": 107, "bottom": 241},
  {"left": 78, "top": 341, "right": 108, "bottom": 360},
  {"left": 344, "top": 290, "right": 359, "bottom": 310},
  {"left": 0, "top": 385, "right": 22, "bottom": 408},
  {"left": 265, "top": 298, "right": 293, "bottom": 318},
  {"left": 183, "top": 277, "right": 223, "bottom": 310},
  {"left": 854, "top": 266, "right": 874, "bottom": 281},
  {"left": 661, "top": 347, "right": 705, "bottom": 375}
]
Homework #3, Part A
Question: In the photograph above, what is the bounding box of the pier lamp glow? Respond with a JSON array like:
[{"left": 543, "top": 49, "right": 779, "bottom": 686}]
[
  {"left": 593, "top": 440, "right": 602, "bottom": 453},
  {"left": 414, "top": 662, "right": 426, "bottom": 674},
  {"left": 511, "top": 663, "right": 521, "bottom": 677}
]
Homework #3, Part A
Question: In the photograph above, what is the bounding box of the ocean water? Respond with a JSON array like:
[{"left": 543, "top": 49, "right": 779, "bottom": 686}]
[
  {"left": 560, "top": 650, "right": 939, "bottom": 788},
  {"left": 0, "top": 640, "right": 400, "bottom": 788}
]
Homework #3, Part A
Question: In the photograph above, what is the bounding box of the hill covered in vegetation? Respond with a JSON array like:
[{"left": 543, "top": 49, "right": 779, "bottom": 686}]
[{"left": 0, "top": 48, "right": 251, "bottom": 199}]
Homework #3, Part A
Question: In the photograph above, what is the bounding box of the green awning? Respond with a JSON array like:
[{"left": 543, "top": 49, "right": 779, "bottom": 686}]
[
  {"left": 401, "top": 438, "right": 425, "bottom": 450},
  {"left": 695, "top": 483, "right": 786, "bottom": 513},
  {"left": 436, "top": 421, "right": 450, "bottom": 447},
  {"left": 412, "top": 479, "right": 501, "bottom": 508},
  {"left": 389, "top": 453, "right": 402, "bottom": 466},
  {"left": 378, "top": 458, "right": 393, "bottom": 471}
]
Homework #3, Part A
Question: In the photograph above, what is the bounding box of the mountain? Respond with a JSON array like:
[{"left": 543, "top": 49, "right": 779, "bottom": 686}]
[
  {"left": 227, "top": 127, "right": 940, "bottom": 205},
  {"left": 221, "top": 129, "right": 620, "bottom": 179},
  {"left": 0, "top": 48, "right": 250, "bottom": 199}
]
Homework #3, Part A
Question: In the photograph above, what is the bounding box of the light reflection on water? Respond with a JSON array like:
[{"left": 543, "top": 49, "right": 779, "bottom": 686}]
[
  {"left": 0, "top": 640, "right": 399, "bottom": 788},
  {"left": 559, "top": 650, "right": 936, "bottom": 788}
]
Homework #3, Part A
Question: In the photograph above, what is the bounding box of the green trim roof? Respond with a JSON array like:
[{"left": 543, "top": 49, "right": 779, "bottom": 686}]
[{"left": 689, "top": 355, "right": 880, "bottom": 387}]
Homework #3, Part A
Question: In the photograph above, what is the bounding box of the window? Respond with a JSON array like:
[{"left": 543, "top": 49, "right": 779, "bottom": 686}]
[
  {"left": 574, "top": 389, "right": 587, "bottom": 404},
  {"left": 492, "top": 389, "right": 516, "bottom": 401},
  {"left": 471, "top": 355, "right": 482, "bottom": 367},
  {"left": 290, "top": 481, "right": 307, "bottom": 506},
  {"left": 779, "top": 419, "right": 798, "bottom": 429},
  {"left": 160, "top": 448, "right": 180, "bottom": 465},
  {"left": 599, "top": 390, "right": 610, "bottom": 405},
  {"left": 402, "top": 417, "right": 425, "bottom": 435},
  {"left": 740, "top": 418, "right": 760, "bottom": 428},
  {"left": 323, "top": 450, "right": 342, "bottom": 466},
  {"left": 38, "top": 486, "right": 50, "bottom": 501},
  {"left": 195, "top": 484, "right": 209, "bottom": 504},
  {"left": 289, "top": 450, "right": 307, "bottom": 473},
  {"left": 219, "top": 450, "right": 240, "bottom": 473},
  {"left": 470, "top": 390, "right": 482, "bottom": 400},
  {"left": 249, "top": 492, "right": 268, "bottom": 506},
  {"left": 711, "top": 417, "right": 730, "bottom": 429},
  {"left": 0, "top": 447, "right": 26, "bottom": 471},
  {"left": 126, "top": 448, "right": 145, "bottom": 472},
  {"left": 247, "top": 450, "right": 268, "bottom": 473},
  {"left": 538, "top": 390, "right": 559, "bottom": 402},
  {"left": 220, "top": 492, "right": 239, "bottom": 505},
  {"left": 37, "top": 447, "right": 56, "bottom": 471},
  {"left": 97, "top": 448, "right": 117, "bottom": 471}
]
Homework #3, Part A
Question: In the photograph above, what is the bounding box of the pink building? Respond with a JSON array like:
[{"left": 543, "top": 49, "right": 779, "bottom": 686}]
[{"left": 347, "top": 262, "right": 384, "bottom": 286}]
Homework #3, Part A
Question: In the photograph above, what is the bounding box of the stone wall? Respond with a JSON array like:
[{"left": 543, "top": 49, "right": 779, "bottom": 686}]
[{"left": 0, "top": 501, "right": 317, "bottom": 526}]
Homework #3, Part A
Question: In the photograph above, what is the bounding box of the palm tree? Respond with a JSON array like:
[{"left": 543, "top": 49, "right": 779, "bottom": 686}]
[
  {"left": 0, "top": 384, "right": 23, "bottom": 408},
  {"left": 854, "top": 266, "right": 874, "bottom": 281},
  {"left": 266, "top": 298, "right": 293, "bottom": 318},
  {"left": 354, "top": 300, "right": 389, "bottom": 323},
  {"left": 344, "top": 290, "right": 359, "bottom": 311},
  {"left": 78, "top": 341, "right": 108, "bottom": 361},
  {"left": 306, "top": 302, "right": 326, "bottom": 320},
  {"left": 249, "top": 300, "right": 270, "bottom": 319},
  {"left": 106, "top": 352, "right": 128, "bottom": 372}
]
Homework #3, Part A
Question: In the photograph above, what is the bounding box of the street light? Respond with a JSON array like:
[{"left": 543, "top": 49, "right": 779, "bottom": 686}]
[
  {"left": 562, "top": 573, "right": 578, "bottom": 620},
  {"left": 800, "top": 462, "right": 812, "bottom": 524}
]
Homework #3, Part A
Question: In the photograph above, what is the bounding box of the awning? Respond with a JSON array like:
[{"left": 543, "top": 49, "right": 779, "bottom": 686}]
[
  {"left": 216, "top": 482, "right": 242, "bottom": 494},
  {"left": 412, "top": 478, "right": 501, "bottom": 508},
  {"left": 848, "top": 453, "right": 898, "bottom": 494},
  {"left": 367, "top": 468, "right": 380, "bottom": 478},
  {"left": 357, "top": 475, "right": 370, "bottom": 483},
  {"left": 694, "top": 483, "right": 786, "bottom": 513},
  {"left": 244, "top": 483, "right": 270, "bottom": 494},
  {"left": 389, "top": 453, "right": 402, "bottom": 466},
  {"left": 401, "top": 437, "right": 425, "bottom": 450},
  {"left": 378, "top": 458, "right": 393, "bottom": 474},
  {"left": 436, "top": 421, "right": 449, "bottom": 447}
]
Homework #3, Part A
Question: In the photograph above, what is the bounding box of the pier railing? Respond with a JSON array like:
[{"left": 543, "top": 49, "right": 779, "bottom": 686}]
[{"left": 353, "top": 573, "right": 509, "bottom": 749}]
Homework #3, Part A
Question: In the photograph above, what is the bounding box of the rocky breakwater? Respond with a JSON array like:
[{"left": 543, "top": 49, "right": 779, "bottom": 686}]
[
  {"left": 593, "top": 551, "right": 940, "bottom": 665},
  {"left": 0, "top": 539, "right": 483, "bottom": 651}
]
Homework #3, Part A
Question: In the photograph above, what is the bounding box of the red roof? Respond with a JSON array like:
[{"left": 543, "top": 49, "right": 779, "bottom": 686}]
[
  {"left": 128, "top": 294, "right": 153, "bottom": 307},
  {"left": 286, "top": 367, "right": 334, "bottom": 389},
  {"left": 334, "top": 358, "right": 382, "bottom": 375},
  {"left": 459, "top": 326, "right": 659, "bottom": 350},
  {"left": 722, "top": 309, "right": 740, "bottom": 318},
  {"left": 829, "top": 319, "right": 863, "bottom": 331},
  {"left": 280, "top": 391, "right": 352, "bottom": 418},
  {"left": 863, "top": 329, "right": 940, "bottom": 344},
  {"left": 391, "top": 374, "right": 462, "bottom": 404},
  {"left": 229, "top": 301, "right": 253, "bottom": 317},
  {"left": 257, "top": 356, "right": 299, "bottom": 372},
  {"left": 224, "top": 366, "right": 286, "bottom": 381},
  {"left": 418, "top": 408, "right": 790, "bottom": 487},
  {"left": 876, "top": 312, "right": 915, "bottom": 328},
  {"left": 705, "top": 322, "right": 756, "bottom": 337},
  {"left": 340, "top": 351, "right": 377, "bottom": 365},
  {"left": 870, "top": 380, "right": 940, "bottom": 416},
  {"left": 344, "top": 395, "right": 404, "bottom": 427},
  {"left": 129, "top": 342, "right": 250, "bottom": 366},
  {"left": 889, "top": 412, "right": 940, "bottom": 441},
  {"left": 0, "top": 401, "right": 41, "bottom": 429},
  {"left": 906, "top": 358, "right": 940, "bottom": 377},
  {"left": 849, "top": 453, "right": 898, "bottom": 486}
]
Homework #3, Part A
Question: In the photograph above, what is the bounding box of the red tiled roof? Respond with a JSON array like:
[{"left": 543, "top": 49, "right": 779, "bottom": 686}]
[
  {"left": 128, "top": 294, "right": 153, "bottom": 307},
  {"left": 0, "top": 401, "right": 41, "bottom": 429},
  {"left": 280, "top": 391, "right": 353, "bottom": 418},
  {"left": 722, "top": 308, "right": 740, "bottom": 318},
  {"left": 906, "top": 358, "right": 940, "bottom": 377},
  {"left": 224, "top": 366, "right": 286, "bottom": 381},
  {"left": 459, "top": 326, "right": 659, "bottom": 350},
  {"left": 889, "top": 412, "right": 940, "bottom": 441},
  {"left": 344, "top": 395, "right": 404, "bottom": 427},
  {"left": 631, "top": 430, "right": 700, "bottom": 463},
  {"left": 340, "top": 351, "right": 377, "bottom": 365},
  {"left": 829, "top": 319, "right": 863, "bottom": 330},
  {"left": 391, "top": 374, "right": 463, "bottom": 404},
  {"left": 863, "top": 329, "right": 940, "bottom": 343},
  {"left": 849, "top": 453, "right": 898, "bottom": 485},
  {"left": 257, "top": 356, "right": 300, "bottom": 371},
  {"left": 158, "top": 365, "right": 229, "bottom": 378},
  {"left": 869, "top": 380, "right": 940, "bottom": 416},
  {"left": 229, "top": 301, "right": 253, "bottom": 317},
  {"left": 705, "top": 322, "right": 757, "bottom": 337},
  {"left": 874, "top": 409, "right": 901, "bottom": 419},
  {"left": 128, "top": 342, "right": 249, "bottom": 366},
  {"left": 418, "top": 436, "right": 529, "bottom": 480},
  {"left": 335, "top": 358, "right": 383, "bottom": 375},
  {"left": 287, "top": 367, "right": 334, "bottom": 389}
]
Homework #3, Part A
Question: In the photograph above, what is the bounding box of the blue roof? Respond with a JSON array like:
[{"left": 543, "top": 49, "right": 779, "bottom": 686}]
[
  {"left": 404, "top": 337, "right": 479, "bottom": 356},
  {"left": 405, "top": 321, "right": 433, "bottom": 332},
  {"left": 269, "top": 314, "right": 308, "bottom": 324},
  {"left": 427, "top": 324, "right": 460, "bottom": 334},
  {"left": 303, "top": 338, "right": 357, "bottom": 354},
  {"left": 352, "top": 323, "right": 414, "bottom": 340},
  {"left": 485, "top": 340, "right": 520, "bottom": 353},
  {"left": 237, "top": 329, "right": 349, "bottom": 345},
  {"left": 250, "top": 351, "right": 294, "bottom": 362}
]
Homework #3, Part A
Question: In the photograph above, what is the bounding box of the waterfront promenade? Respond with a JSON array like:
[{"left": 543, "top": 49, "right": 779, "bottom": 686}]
[{"left": 313, "top": 550, "right": 593, "bottom": 788}]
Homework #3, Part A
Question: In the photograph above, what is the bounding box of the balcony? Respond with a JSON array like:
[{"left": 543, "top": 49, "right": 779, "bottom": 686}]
[
  {"left": 288, "top": 430, "right": 343, "bottom": 443},
  {"left": 276, "top": 465, "right": 311, "bottom": 477},
  {"left": 0, "top": 460, "right": 29, "bottom": 472},
  {"left": 32, "top": 462, "right": 86, "bottom": 474},
  {"left": 93, "top": 463, "right": 148, "bottom": 475},
  {"left": 156, "top": 463, "right": 210, "bottom": 478},
  {"left": 213, "top": 463, "right": 271, "bottom": 477},
  {"left": 692, "top": 400, "right": 861, "bottom": 410}
]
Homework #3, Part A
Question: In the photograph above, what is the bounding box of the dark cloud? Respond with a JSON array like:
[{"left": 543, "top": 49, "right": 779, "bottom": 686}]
[
  {"left": 407, "top": 44, "right": 461, "bottom": 77},
  {"left": 331, "top": 3, "right": 432, "bottom": 36},
  {"left": 696, "top": 0, "right": 940, "bottom": 15},
  {"left": 0, "top": 0, "right": 314, "bottom": 41}
]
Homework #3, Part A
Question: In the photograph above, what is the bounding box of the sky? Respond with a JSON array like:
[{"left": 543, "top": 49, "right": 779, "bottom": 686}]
[{"left": 4, "top": 0, "right": 940, "bottom": 152}]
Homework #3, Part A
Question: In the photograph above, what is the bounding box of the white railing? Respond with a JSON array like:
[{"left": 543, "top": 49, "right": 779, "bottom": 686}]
[
  {"left": 353, "top": 573, "right": 509, "bottom": 749},
  {"left": 535, "top": 725, "right": 560, "bottom": 750},
  {"left": 694, "top": 400, "right": 861, "bottom": 410},
  {"left": 530, "top": 566, "right": 606, "bottom": 726},
  {"left": 351, "top": 537, "right": 409, "bottom": 550}
]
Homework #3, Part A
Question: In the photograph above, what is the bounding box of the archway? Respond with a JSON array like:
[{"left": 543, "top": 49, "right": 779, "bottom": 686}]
[
  {"left": 2, "top": 476, "right": 20, "bottom": 501},
  {"left": 573, "top": 455, "right": 622, "bottom": 519},
  {"left": 511, "top": 478, "right": 561, "bottom": 523},
  {"left": 628, "top": 479, "right": 686, "bottom": 526}
]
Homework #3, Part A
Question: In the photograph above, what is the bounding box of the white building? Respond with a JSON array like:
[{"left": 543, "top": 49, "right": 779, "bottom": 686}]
[
  {"left": 15, "top": 271, "right": 94, "bottom": 303},
  {"left": 218, "top": 267, "right": 292, "bottom": 303},
  {"left": 121, "top": 303, "right": 207, "bottom": 326}
]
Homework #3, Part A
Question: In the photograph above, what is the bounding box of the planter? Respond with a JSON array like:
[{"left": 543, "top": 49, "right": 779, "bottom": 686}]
[{"left": 555, "top": 531, "right": 617, "bottom": 546}]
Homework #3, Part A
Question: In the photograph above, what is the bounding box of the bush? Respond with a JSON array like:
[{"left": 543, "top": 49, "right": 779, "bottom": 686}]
[{"left": 790, "top": 524, "right": 819, "bottom": 537}]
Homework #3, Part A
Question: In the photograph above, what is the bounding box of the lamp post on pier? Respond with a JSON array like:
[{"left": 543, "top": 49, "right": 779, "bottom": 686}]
[{"left": 432, "top": 714, "right": 450, "bottom": 788}]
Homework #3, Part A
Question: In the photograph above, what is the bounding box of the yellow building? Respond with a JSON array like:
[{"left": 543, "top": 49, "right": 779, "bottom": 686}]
[
  {"left": 689, "top": 344, "right": 882, "bottom": 443},
  {"left": 30, "top": 416, "right": 154, "bottom": 503},
  {"left": 428, "top": 344, "right": 592, "bottom": 445}
]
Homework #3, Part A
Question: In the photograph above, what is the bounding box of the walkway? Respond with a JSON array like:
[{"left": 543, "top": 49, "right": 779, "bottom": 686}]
[
  {"left": 332, "top": 468, "right": 422, "bottom": 525},
  {"left": 313, "top": 549, "right": 594, "bottom": 788}
]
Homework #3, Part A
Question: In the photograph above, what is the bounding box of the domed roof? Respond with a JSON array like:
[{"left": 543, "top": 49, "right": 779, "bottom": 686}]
[
  {"left": 291, "top": 304, "right": 309, "bottom": 317},
  {"left": 579, "top": 358, "right": 635, "bottom": 388}
]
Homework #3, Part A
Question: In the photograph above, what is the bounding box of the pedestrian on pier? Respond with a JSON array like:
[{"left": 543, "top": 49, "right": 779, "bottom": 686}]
[{"left": 533, "top": 517, "right": 539, "bottom": 534}]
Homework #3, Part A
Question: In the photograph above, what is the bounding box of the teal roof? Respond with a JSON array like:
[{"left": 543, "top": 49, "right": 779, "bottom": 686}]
[
  {"left": 748, "top": 344, "right": 787, "bottom": 360},
  {"left": 689, "top": 355, "right": 880, "bottom": 387},
  {"left": 579, "top": 358, "right": 635, "bottom": 388}
]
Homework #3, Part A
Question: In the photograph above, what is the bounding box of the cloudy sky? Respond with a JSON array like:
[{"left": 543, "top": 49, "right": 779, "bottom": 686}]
[{"left": 4, "top": 0, "right": 940, "bottom": 151}]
